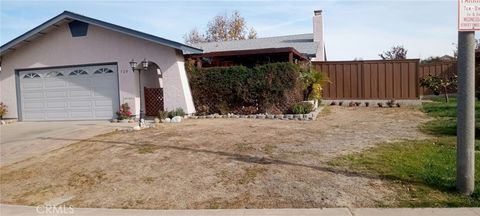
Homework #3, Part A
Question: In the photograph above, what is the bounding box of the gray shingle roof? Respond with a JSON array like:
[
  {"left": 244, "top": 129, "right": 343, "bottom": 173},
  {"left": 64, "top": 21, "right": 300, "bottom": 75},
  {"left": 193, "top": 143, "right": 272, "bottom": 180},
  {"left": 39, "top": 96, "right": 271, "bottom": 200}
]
[{"left": 191, "top": 33, "right": 318, "bottom": 57}]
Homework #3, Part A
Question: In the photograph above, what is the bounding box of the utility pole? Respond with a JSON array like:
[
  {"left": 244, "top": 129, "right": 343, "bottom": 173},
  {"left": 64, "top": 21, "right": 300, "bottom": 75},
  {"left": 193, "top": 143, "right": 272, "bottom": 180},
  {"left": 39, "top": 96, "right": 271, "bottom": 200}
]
[{"left": 456, "top": 31, "right": 476, "bottom": 195}]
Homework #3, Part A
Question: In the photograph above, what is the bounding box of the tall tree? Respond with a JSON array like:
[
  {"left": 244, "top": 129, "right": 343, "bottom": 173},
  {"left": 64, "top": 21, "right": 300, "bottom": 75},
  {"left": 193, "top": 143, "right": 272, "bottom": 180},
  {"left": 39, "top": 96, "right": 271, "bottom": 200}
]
[
  {"left": 184, "top": 10, "right": 257, "bottom": 44},
  {"left": 247, "top": 27, "right": 257, "bottom": 39},
  {"left": 183, "top": 28, "right": 206, "bottom": 44},
  {"left": 379, "top": 45, "right": 408, "bottom": 60}
]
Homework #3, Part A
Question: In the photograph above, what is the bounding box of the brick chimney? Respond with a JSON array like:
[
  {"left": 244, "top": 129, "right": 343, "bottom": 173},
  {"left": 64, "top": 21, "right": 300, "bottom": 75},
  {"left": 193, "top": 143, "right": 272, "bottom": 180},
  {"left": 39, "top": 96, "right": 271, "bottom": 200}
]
[{"left": 313, "top": 10, "right": 325, "bottom": 61}]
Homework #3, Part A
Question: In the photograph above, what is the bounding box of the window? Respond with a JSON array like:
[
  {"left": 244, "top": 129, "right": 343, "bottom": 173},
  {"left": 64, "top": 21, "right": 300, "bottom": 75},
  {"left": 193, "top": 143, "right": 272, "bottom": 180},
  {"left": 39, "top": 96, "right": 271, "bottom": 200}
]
[
  {"left": 69, "top": 70, "right": 88, "bottom": 76},
  {"left": 94, "top": 68, "right": 114, "bottom": 74},
  {"left": 23, "top": 73, "right": 41, "bottom": 79},
  {"left": 45, "top": 71, "right": 64, "bottom": 78}
]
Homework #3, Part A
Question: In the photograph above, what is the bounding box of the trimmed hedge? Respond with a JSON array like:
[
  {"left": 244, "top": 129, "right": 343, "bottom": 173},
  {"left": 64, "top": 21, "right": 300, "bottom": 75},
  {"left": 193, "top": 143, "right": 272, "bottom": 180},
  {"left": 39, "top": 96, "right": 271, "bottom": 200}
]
[{"left": 189, "top": 62, "right": 303, "bottom": 114}]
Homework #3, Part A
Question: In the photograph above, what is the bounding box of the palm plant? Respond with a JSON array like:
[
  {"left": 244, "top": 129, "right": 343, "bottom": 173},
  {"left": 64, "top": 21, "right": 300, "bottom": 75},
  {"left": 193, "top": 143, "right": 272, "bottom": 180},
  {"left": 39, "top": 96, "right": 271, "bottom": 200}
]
[{"left": 301, "top": 68, "right": 328, "bottom": 101}]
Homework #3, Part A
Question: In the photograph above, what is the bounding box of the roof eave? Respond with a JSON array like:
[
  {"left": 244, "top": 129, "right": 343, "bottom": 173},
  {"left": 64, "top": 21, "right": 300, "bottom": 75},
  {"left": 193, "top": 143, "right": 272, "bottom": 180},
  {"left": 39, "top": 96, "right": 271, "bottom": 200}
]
[{"left": 0, "top": 11, "right": 203, "bottom": 56}]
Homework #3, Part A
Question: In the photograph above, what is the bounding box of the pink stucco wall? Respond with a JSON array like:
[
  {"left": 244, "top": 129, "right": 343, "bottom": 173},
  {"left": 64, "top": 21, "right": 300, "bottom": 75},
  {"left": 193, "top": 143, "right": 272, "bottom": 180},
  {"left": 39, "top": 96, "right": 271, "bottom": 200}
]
[{"left": 0, "top": 23, "right": 196, "bottom": 119}]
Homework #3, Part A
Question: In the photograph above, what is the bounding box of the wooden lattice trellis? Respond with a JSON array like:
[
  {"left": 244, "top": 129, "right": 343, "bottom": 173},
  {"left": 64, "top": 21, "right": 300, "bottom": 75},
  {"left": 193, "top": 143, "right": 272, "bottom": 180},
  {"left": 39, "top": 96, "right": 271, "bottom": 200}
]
[{"left": 144, "top": 87, "right": 164, "bottom": 116}]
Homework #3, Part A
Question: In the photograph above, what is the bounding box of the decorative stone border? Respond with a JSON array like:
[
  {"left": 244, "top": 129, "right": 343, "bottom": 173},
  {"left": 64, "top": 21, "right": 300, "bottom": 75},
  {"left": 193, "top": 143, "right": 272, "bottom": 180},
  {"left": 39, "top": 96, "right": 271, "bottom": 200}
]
[
  {"left": 189, "top": 106, "right": 324, "bottom": 121},
  {"left": 0, "top": 119, "right": 17, "bottom": 125}
]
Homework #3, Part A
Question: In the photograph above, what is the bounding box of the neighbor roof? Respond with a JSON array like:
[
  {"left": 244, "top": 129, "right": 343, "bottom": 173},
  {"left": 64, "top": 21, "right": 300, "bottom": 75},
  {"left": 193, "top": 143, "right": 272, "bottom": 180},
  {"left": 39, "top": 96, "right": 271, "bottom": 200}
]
[
  {"left": 191, "top": 33, "right": 318, "bottom": 57},
  {"left": 0, "top": 11, "right": 203, "bottom": 56}
]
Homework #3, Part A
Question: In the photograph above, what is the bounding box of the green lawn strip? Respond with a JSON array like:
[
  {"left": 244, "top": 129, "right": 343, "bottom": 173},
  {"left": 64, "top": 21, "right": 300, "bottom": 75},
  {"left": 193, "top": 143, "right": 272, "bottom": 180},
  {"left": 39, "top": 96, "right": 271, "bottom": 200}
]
[
  {"left": 330, "top": 97, "right": 480, "bottom": 207},
  {"left": 420, "top": 98, "right": 480, "bottom": 140},
  {"left": 330, "top": 138, "right": 480, "bottom": 207}
]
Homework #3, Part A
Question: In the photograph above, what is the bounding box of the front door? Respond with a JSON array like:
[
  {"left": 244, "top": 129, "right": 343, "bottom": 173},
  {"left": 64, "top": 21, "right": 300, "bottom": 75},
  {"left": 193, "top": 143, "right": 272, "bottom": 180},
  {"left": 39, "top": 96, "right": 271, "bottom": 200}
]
[{"left": 144, "top": 87, "right": 164, "bottom": 116}]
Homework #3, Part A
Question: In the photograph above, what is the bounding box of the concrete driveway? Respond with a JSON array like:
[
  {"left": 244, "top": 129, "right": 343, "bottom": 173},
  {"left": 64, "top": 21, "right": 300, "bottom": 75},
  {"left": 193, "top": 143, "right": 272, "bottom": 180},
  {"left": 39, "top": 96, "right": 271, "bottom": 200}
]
[{"left": 0, "top": 121, "right": 133, "bottom": 166}]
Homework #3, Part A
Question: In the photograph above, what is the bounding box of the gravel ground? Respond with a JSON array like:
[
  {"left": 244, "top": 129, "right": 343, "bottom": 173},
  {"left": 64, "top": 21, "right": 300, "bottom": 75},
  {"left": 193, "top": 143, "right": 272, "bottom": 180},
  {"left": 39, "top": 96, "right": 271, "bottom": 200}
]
[{"left": 0, "top": 106, "right": 430, "bottom": 209}]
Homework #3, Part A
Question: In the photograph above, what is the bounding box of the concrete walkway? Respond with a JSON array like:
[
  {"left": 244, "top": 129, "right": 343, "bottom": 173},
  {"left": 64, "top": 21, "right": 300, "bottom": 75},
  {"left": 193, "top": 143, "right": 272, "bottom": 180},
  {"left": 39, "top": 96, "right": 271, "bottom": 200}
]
[
  {"left": 0, "top": 121, "right": 133, "bottom": 166},
  {"left": 1, "top": 204, "right": 479, "bottom": 216}
]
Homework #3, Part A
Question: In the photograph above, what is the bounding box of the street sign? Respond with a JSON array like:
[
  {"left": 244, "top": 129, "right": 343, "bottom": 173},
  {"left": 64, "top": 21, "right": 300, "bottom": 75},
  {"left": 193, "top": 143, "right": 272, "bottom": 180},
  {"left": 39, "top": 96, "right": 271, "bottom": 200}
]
[{"left": 459, "top": 0, "right": 480, "bottom": 31}]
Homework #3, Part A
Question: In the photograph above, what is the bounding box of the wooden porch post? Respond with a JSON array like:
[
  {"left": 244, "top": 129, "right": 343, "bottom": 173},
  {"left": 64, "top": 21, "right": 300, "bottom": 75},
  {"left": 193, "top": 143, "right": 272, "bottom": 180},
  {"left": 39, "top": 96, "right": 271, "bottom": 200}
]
[
  {"left": 288, "top": 52, "right": 294, "bottom": 63},
  {"left": 196, "top": 58, "right": 202, "bottom": 68}
]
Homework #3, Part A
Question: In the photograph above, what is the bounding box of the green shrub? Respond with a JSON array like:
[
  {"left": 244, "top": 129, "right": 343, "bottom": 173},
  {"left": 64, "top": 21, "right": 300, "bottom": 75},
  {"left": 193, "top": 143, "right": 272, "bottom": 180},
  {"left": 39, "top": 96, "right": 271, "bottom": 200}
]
[
  {"left": 290, "top": 102, "right": 313, "bottom": 114},
  {"left": 174, "top": 108, "right": 185, "bottom": 117},
  {"left": 189, "top": 62, "right": 303, "bottom": 114},
  {"left": 158, "top": 110, "right": 169, "bottom": 119},
  {"left": 158, "top": 108, "right": 185, "bottom": 119},
  {"left": 0, "top": 102, "right": 7, "bottom": 119}
]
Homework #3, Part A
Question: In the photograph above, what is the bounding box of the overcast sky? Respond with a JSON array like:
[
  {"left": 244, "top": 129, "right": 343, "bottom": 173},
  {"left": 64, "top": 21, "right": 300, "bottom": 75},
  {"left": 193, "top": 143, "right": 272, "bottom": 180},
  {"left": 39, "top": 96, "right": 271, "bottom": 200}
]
[{"left": 0, "top": 0, "right": 466, "bottom": 60}]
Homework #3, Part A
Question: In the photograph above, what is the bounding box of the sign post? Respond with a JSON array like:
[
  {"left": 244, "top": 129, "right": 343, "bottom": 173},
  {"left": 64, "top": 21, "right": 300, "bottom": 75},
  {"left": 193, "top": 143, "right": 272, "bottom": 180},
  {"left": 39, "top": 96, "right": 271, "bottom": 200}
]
[{"left": 457, "top": 0, "right": 478, "bottom": 195}]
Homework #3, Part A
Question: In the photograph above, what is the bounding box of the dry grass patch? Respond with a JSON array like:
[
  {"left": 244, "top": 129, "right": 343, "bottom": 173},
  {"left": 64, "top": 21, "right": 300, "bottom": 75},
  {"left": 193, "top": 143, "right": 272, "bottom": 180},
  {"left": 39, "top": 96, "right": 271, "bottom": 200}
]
[{"left": 0, "top": 107, "right": 430, "bottom": 209}]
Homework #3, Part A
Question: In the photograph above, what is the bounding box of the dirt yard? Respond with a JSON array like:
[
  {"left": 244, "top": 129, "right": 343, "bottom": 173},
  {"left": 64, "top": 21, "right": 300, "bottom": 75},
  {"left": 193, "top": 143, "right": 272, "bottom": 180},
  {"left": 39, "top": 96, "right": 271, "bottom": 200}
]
[{"left": 0, "top": 106, "right": 430, "bottom": 209}]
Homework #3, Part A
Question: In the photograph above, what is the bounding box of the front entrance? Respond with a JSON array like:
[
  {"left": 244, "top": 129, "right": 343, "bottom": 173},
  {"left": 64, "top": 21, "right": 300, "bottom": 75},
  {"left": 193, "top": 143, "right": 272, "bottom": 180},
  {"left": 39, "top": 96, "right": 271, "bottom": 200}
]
[{"left": 144, "top": 87, "right": 164, "bottom": 116}]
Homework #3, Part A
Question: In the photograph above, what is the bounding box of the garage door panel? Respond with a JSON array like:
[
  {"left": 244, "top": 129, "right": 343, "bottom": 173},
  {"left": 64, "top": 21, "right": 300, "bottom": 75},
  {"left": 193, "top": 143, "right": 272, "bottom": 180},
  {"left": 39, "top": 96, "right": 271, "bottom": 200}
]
[
  {"left": 45, "top": 90, "right": 67, "bottom": 98},
  {"left": 45, "top": 79, "right": 67, "bottom": 88},
  {"left": 23, "top": 101, "right": 45, "bottom": 109},
  {"left": 69, "top": 100, "right": 92, "bottom": 108},
  {"left": 70, "top": 110, "right": 94, "bottom": 118},
  {"left": 46, "top": 111, "right": 69, "bottom": 119},
  {"left": 22, "top": 91, "right": 44, "bottom": 99},
  {"left": 67, "top": 78, "right": 91, "bottom": 88},
  {"left": 95, "top": 100, "right": 113, "bottom": 107},
  {"left": 19, "top": 64, "right": 118, "bottom": 121},
  {"left": 93, "top": 89, "right": 116, "bottom": 97},
  {"left": 46, "top": 101, "right": 67, "bottom": 109},
  {"left": 24, "top": 111, "right": 45, "bottom": 120},
  {"left": 69, "top": 89, "right": 92, "bottom": 97},
  {"left": 21, "top": 82, "right": 43, "bottom": 89}
]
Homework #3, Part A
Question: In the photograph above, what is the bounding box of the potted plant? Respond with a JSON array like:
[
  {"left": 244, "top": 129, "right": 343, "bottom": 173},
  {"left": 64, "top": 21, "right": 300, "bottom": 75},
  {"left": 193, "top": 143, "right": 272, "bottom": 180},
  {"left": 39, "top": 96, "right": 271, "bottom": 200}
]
[
  {"left": 0, "top": 102, "right": 7, "bottom": 120},
  {"left": 116, "top": 103, "right": 132, "bottom": 123},
  {"left": 377, "top": 102, "right": 384, "bottom": 108},
  {"left": 365, "top": 102, "right": 370, "bottom": 107},
  {"left": 386, "top": 100, "right": 395, "bottom": 108}
]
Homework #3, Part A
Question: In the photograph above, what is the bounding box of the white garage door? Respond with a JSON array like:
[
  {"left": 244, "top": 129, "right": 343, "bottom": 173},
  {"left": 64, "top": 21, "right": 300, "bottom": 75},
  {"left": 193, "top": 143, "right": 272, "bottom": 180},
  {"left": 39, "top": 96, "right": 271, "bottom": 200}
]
[{"left": 18, "top": 64, "right": 119, "bottom": 121}]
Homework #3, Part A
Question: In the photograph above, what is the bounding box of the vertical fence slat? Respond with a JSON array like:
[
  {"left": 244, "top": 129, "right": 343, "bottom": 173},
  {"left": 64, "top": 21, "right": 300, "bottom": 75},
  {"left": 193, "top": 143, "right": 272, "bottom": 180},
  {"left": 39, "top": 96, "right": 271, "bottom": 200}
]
[{"left": 313, "top": 60, "right": 458, "bottom": 100}]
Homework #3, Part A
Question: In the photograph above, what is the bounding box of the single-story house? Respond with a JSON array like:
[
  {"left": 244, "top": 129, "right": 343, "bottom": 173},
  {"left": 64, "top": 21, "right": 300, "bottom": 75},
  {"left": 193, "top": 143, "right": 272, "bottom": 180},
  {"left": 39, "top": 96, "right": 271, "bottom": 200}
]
[
  {"left": 185, "top": 10, "right": 326, "bottom": 67},
  {"left": 0, "top": 11, "right": 202, "bottom": 121}
]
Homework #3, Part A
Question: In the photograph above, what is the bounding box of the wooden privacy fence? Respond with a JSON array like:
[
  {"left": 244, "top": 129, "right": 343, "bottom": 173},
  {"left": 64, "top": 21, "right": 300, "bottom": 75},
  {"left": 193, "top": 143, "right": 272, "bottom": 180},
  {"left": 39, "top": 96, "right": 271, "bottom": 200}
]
[
  {"left": 418, "top": 61, "right": 458, "bottom": 95},
  {"left": 313, "top": 59, "right": 458, "bottom": 100}
]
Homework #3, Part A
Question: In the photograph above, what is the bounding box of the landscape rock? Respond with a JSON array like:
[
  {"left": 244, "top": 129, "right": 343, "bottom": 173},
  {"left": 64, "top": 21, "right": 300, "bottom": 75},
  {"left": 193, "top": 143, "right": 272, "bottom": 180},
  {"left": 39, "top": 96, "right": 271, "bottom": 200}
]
[
  {"left": 154, "top": 118, "right": 160, "bottom": 123},
  {"left": 132, "top": 126, "right": 141, "bottom": 131},
  {"left": 171, "top": 116, "right": 182, "bottom": 123},
  {"left": 161, "top": 118, "right": 171, "bottom": 123},
  {"left": 257, "top": 114, "right": 266, "bottom": 119}
]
